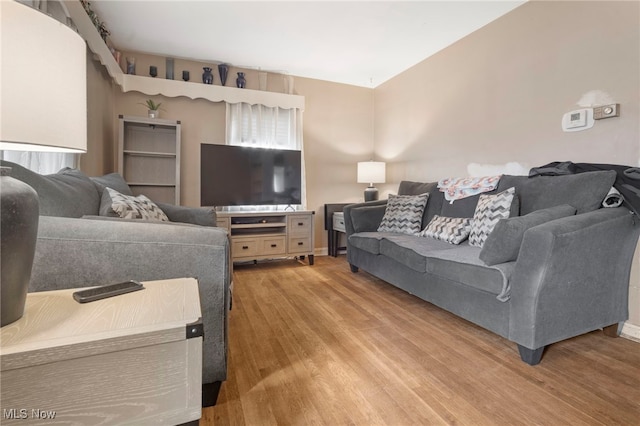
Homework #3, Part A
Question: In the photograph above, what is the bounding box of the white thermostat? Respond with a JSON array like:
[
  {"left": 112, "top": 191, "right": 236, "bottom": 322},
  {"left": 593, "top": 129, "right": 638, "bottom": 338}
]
[{"left": 562, "top": 108, "right": 594, "bottom": 132}]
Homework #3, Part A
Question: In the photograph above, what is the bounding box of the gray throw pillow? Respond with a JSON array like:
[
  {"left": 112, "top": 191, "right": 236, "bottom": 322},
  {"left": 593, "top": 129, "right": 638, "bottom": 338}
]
[
  {"left": 420, "top": 215, "right": 472, "bottom": 245},
  {"left": 101, "top": 187, "right": 169, "bottom": 221},
  {"left": 479, "top": 204, "right": 577, "bottom": 265},
  {"left": 377, "top": 193, "right": 429, "bottom": 235},
  {"left": 469, "top": 187, "right": 517, "bottom": 247}
]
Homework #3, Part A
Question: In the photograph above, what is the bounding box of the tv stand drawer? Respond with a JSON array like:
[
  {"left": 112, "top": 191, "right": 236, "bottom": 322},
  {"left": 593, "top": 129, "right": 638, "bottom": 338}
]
[
  {"left": 261, "top": 236, "right": 286, "bottom": 255},
  {"left": 232, "top": 238, "right": 258, "bottom": 257}
]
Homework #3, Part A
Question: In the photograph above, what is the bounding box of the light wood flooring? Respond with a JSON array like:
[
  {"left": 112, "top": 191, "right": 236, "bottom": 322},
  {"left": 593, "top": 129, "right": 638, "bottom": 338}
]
[{"left": 201, "top": 255, "right": 640, "bottom": 425}]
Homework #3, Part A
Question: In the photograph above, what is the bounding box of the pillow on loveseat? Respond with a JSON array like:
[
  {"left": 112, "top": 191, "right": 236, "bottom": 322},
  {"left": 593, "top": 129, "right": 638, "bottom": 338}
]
[
  {"left": 479, "top": 204, "right": 577, "bottom": 265},
  {"left": 101, "top": 187, "right": 169, "bottom": 221},
  {"left": 377, "top": 193, "right": 429, "bottom": 235}
]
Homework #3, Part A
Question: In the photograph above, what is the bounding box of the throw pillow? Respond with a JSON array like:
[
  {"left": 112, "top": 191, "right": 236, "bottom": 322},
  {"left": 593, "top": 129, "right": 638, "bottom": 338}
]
[
  {"left": 420, "top": 215, "right": 472, "bottom": 245},
  {"left": 469, "top": 187, "right": 516, "bottom": 247},
  {"left": 377, "top": 193, "right": 429, "bottom": 235},
  {"left": 479, "top": 204, "right": 577, "bottom": 265},
  {"left": 102, "top": 187, "right": 169, "bottom": 221}
]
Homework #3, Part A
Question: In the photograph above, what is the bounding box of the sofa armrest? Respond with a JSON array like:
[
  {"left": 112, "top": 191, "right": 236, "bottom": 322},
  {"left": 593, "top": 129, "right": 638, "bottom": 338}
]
[
  {"left": 343, "top": 200, "right": 388, "bottom": 236},
  {"left": 156, "top": 202, "right": 217, "bottom": 226},
  {"left": 30, "top": 216, "right": 231, "bottom": 386},
  {"left": 509, "top": 208, "right": 639, "bottom": 350}
]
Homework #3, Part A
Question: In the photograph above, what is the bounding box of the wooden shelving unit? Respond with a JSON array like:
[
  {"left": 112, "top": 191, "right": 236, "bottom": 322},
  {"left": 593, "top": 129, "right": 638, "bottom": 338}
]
[{"left": 118, "top": 115, "right": 181, "bottom": 205}]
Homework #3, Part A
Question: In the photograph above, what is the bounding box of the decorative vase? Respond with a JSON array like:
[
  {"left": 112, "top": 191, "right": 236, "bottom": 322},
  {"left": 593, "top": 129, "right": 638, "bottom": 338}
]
[
  {"left": 236, "top": 72, "right": 246, "bottom": 89},
  {"left": 182, "top": 70, "right": 190, "bottom": 82},
  {"left": 149, "top": 65, "right": 158, "bottom": 78},
  {"left": 166, "top": 58, "right": 174, "bottom": 80},
  {"left": 202, "top": 67, "right": 214, "bottom": 84},
  {"left": 148, "top": 109, "right": 159, "bottom": 119},
  {"left": 126, "top": 56, "right": 136, "bottom": 75},
  {"left": 218, "top": 64, "right": 229, "bottom": 86},
  {"left": 1, "top": 167, "right": 39, "bottom": 327}
]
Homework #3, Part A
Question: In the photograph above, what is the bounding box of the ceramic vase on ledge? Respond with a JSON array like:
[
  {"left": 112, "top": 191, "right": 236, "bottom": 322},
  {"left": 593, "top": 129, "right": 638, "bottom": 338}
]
[
  {"left": 236, "top": 72, "right": 246, "bottom": 89},
  {"left": 218, "top": 64, "right": 229, "bottom": 86},
  {"left": 202, "top": 67, "right": 213, "bottom": 84}
]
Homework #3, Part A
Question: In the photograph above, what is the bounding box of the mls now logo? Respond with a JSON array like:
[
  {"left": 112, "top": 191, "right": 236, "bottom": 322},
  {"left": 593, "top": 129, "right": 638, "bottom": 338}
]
[{"left": 3, "top": 408, "right": 56, "bottom": 420}]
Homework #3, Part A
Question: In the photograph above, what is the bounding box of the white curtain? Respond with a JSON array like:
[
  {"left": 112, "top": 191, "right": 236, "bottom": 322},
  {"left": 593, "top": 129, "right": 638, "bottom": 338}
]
[
  {"left": 0, "top": 151, "right": 77, "bottom": 175},
  {"left": 225, "top": 102, "right": 306, "bottom": 211}
]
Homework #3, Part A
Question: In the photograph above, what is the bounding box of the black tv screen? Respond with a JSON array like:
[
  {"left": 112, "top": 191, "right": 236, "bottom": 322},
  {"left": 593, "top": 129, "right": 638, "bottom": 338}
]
[{"left": 201, "top": 144, "right": 302, "bottom": 207}]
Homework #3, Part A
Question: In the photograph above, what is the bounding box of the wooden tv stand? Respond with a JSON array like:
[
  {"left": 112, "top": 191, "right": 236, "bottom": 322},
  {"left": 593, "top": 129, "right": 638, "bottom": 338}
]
[{"left": 216, "top": 210, "right": 315, "bottom": 265}]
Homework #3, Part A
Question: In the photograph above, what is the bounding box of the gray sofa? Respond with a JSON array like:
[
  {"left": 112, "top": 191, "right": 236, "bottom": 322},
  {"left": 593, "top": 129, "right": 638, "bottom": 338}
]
[
  {"left": 2, "top": 161, "right": 231, "bottom": 405},
  {"left": 344, "top": 171, "right": 639, "bottom": 364}
]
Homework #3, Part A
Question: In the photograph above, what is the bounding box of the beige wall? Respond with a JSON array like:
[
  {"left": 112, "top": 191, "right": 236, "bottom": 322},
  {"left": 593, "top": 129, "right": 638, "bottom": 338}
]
[
  {"left": 373, "top": 1, "right": 640, "bottom": 330},
  {"left": 92, "top": 51, "right": 374, "bottom": 250},
  {"left": 81, "top": 50, "right": 116, "bottom": 175}
]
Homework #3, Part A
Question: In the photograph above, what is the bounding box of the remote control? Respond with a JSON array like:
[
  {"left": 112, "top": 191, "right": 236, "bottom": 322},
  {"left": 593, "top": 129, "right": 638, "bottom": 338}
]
[{"left": 73, "top": 280, "right": 144, "bottom": 303}]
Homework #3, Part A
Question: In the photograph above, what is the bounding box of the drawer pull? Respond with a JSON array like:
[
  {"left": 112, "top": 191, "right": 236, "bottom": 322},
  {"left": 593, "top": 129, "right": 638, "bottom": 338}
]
[
  {"left": 242, "top": 246, "right": 249, "bottom": 250},
  {"left": 271, "top": 244, "right": 277, "bottom": 248},
  {"left": 298, "top": 242, "right": 303, "bottom": 246},
  {"left": 298, "top": 222, "right": 304, "bottom": 226}
]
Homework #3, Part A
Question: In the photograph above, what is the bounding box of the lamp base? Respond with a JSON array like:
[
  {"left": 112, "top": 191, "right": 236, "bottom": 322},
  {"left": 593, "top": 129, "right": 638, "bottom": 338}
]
[
  {"left": 1, "top": 167, "right": 39, "bottom": 327},
  {"left": 364, "top": 186, "right": 379, "bottom": 202}
]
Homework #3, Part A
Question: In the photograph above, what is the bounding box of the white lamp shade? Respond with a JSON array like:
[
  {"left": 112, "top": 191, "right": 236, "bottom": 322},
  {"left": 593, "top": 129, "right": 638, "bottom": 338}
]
[
  {"left": 357, "top": 161, "right": 386, "bottom": 184},
  {"left": 0, "top": 1, "right": 87, "bottom": 153}
]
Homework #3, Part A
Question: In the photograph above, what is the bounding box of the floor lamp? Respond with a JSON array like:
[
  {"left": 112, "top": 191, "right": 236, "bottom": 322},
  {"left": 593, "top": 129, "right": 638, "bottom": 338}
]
[{"left": 0, "top": 1, "right": 87, "bottom": 326}]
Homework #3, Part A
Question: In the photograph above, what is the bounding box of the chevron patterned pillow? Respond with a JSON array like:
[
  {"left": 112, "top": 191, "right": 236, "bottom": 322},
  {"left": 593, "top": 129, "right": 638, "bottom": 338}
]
[
  {"left": 377, "top": 193, "right": 429, "bottom": 235},
  {"left": 469, "top": 187, "right": 516, "bottom": 247},
  {"left": 105, "top": 187, "right": 170, "bottom": 221},
  {"left": 420, "top": 215, "right": 472, "bottom": 244}
]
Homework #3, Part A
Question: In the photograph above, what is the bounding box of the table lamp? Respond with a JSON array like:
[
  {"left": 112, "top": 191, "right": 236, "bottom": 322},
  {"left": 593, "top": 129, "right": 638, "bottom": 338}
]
[
  {"left": 357, "top": 161, "right": 386, "bottom": 202},
  {"left": 0, "top": 1, "right": 87, "bottom": 326}
]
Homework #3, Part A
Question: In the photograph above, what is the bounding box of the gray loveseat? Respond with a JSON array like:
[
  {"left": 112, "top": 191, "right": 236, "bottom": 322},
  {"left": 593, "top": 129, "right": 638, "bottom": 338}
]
[
  {"left": 2, "top": 161, "right": 231, "bottom": 405},
  {"left": 344, "top": 171, "right": 639, "bottom": 364}
]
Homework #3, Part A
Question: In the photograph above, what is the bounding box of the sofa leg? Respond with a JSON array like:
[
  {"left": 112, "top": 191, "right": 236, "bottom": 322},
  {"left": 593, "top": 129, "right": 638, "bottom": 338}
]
[
  {"left": 603, "top": 323, "right": 619, "bottom": 337},
  {"left": 517, "top": 344, "right": 545, "bottom": 365},
  {"left": 349, "top": 264, "right": 359, "bottom": 273},
  {"left": 202, "top": 381, "right": 222, "bottom": 407}
]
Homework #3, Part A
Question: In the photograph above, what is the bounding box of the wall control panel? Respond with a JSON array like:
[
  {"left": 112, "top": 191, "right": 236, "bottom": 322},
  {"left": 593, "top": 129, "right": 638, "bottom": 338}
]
[
  {"left": 562, "top": 108, "right": 594, "bottom": 132},
  {"left": 593, "top": 103, "right": 620, "bottom": 120}
]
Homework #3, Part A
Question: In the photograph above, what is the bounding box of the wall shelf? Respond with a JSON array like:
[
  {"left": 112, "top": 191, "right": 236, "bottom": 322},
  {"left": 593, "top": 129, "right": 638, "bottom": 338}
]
[{"left": 66, "top": 1, "right": 305, "bottom": 110}]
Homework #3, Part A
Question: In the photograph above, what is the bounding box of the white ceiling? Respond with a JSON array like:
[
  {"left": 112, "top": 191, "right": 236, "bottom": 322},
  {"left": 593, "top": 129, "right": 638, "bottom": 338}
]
[{"left": 90, "top": 1, "right": 526, "bottom": 88}]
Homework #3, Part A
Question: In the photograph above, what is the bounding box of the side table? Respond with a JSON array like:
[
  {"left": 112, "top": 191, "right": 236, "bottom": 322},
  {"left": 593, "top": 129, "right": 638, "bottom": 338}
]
[
  {"left": 0, "top": 278, "right": 203, "bottom": 425},
  {"left": 324, "top": 203, "right": 350, "bottom": 257}
]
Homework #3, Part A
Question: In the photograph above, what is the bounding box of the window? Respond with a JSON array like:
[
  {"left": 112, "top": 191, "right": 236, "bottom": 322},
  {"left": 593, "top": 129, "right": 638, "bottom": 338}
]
[{"left": 225, "top": 102, "right": 305, "bottom": 210}]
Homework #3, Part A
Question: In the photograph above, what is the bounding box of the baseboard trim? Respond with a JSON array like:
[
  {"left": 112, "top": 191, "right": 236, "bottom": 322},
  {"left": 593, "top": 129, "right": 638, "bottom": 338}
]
[{"left": 621, "top": 322, "right": 640, "bottom": 342}]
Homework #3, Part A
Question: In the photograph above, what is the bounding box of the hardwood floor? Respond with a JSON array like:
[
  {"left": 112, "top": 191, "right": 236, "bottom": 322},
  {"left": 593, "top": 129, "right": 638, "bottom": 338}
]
[{"left": 201, "top": 256, "right": 640, "bottom": 425}]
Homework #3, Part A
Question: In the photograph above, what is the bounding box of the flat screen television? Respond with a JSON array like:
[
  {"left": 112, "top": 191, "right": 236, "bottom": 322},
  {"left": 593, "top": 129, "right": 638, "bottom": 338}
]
[{"left": 200, "top": 144, "right": 302, "bottom": 207}]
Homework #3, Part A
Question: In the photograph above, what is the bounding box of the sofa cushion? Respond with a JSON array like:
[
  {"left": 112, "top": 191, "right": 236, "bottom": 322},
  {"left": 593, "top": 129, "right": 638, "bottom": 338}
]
[
  {"left": 420, "top": 215, "right": 472, "bottom": 245},
  {"left": 398, "top": 181, "right": 443, "bottom": 228},
  {"left": 102, "top": 187, "right": 169, "bottom": 221},
  {"left": 379, "top": 234, "right": 459, "bottom": 273},
  {"left": 479, "top": 204, "right": 577, "bottom": 265},
  {"left": 349, "top": 232, "right": 398, "bottom": 255},
  {"left": 469, "top": 187, "right": 516, "bottom": 247},
  {"left": 1, "top": 160, "right": 100, "bottom": 218},
  {"left": 351, "top": 204, "right": 387, "bottom": 233},
  {"left": 377, "top": 193, "right": 429, "bottom": 235},
  {"left": 506, "top": 171, "right": 616, "bottom": 215},
  {"left": 91, "top": 173, "right": 133, "bottom": 197},
  {"left": 425, "top": 244, "right": 515, "bottom": 301}
]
